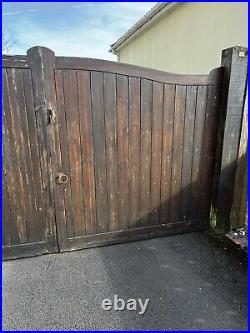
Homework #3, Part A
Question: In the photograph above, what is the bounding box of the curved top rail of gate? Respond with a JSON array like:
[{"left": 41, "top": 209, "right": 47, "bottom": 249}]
[{"left": 2, "top": 46, "right": 222, "bottom": 86}]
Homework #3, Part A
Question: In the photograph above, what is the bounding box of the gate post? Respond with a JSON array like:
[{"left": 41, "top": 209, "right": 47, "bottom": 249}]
[
  {"left": 27, "top": 46, "right": 60, "bottom": 251},
  {"left": 211, "top": 46, "right": 248, "bottom": 233}
]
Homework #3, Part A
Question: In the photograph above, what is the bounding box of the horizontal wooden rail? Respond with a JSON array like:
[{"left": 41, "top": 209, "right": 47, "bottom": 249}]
[{"left": 3, "top": 50, "right": 220, "bottom": 86}]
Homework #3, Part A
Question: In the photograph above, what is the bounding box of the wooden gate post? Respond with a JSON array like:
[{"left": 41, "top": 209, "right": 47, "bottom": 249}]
[
  {"left": 26, "top": 46, "right": 60, "bottom": 251},
  {"left": 212, "top": 46, "right": 248, "bottom": 234}
]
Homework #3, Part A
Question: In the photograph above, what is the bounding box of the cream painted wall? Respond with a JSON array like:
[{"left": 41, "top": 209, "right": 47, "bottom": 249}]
[{"left": 118, "top": 2, "right": 248, "bottom": 74}]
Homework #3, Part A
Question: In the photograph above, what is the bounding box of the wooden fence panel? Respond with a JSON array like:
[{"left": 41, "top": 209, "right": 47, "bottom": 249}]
[
  {"left": 2, "top": 65, "right": 58, "bottom": 259},
  {"left": 2, "top": 47, "right": 223, "bottom": 257}
]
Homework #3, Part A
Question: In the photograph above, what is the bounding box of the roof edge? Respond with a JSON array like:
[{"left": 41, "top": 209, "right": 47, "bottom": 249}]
[{"left": 110, "top": 2, "right": 180, "bottom": 54}]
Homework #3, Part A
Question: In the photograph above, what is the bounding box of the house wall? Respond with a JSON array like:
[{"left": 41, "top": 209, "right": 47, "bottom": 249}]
[{"left": 117, "top": 2, "right": 248, "bottom": 74}]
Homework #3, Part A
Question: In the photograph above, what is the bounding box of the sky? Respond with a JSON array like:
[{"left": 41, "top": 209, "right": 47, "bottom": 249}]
[{"left": 2, "top": 2, "right": 157, "bottom": 60}]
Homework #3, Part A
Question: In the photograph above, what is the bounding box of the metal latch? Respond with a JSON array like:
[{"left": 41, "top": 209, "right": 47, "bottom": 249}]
[
  {"left": 47, "top": 107, "right": 56, "bottom": 124},
  {"left": 56, "top": 172, "right": 69, "bottom": 185}
]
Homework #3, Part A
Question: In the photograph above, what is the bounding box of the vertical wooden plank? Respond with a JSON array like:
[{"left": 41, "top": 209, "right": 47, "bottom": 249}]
[
  {"left": 41, "top": 48, "right": 68, "bottom": 250},
  {"left": 63, "top": 69, "right": 86, "bottom": 237},
  {"left": 2, "top": 73, "right": 22, "bottom": 245},
  {"left": 91, "top": 71, "right": 108, "bottom": 233},
  {"left": 214, "top": 46, "right": 248, "bottom": 233},
  {"left": 103, "top": 73, "right": 119, "bottom": 232},
  {"left": 14, "top": 68, "right": 39, "bottom": 243},
  {"left": 201, "top": 85, "right": 218, "bottom": 220},
  {"left": 190, "top": 86, "right": 207, "bottom": 219},
  {"left": 22, "top": 69, "right": 47, "bottom": 241},
  {"left": 160, "top": 84, "right": 175, "bottom": 223},
  {"left": 170, "top": 85, "right": 186, "bottom": 222},
  {"left": 2, "top": 145, "right": 21, "bottom": 246},
  {"left": 231, "top": 88, "right": 248, "bottom": 228},
  {"left": 128, "top": 77, "right": 141, "bottom": 229},
  {"left": 238, "top": 161, "right": 247, "bottom": 229},
  {"left": 140, "top": 79, "right": 153, "bottom": 226},
  {"left": 150, "top": 82, "right": 164, "bottom": 225},
  {"left": 27, "top": 47, "right": 57, "bottom": 251},
  {"left": 2, "top": 166, "right": 12, "bottom": 246},
  {"left": 181, "top": 86, "right": 197, "bottom": 220},
  {"left": 55, "top": 70, "right": 74, "bottom": 239},
  {"left": 117, "top": 74, "right": 129, "bottom": 230},
  {"left": 77, "top": 70, "right": 97, "bottom": 235},
  {"left": 4, "top": 69, "right": 28, "bottom": 243}
]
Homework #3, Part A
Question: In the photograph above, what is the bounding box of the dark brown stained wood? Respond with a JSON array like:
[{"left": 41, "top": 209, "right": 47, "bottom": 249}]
[
  {"left": 55, "top": 70, "right": 74, "bottom": 240},
  {"left": 66, "top": 219, "right": 205, "bottom": 252},
  {"left": 3, "top": 241, "right": 55, "bottom": 261},
  {"left": 2, "top": 164, "right": 12, "bottom": 246},
  {"left": 160, "top": 84, "right": 175, "bottom": 223},
  {"left": 11, "top": 68, "right": 40, "bottom": 243},
  {"left": 190, "top": 86, "right": 208, "bottom": 219},
  {"left": 103, "top": 73, "right": 119, "bottom": 232},
  {"left": 63, "top": 70, "right": 86, "bottom": 237},
  {"left": 150, "top": 82, "right": 164, "bottom": 225},
  {"left": 140, "top": 79, "right": 153, "bottom": 226},
  {"left": 2, "top": 55, "right": 29, "bottom": 68},
  {"left": 201, "top": 85, "right": 218, "bottom": 219},
  {"left": 2, "top": 70, "right": 24, "bottom": 246},
  {"left": 28, "top": 47, "right": 66, "bottom": 252},
  {"left": 117, "top": 74, "right": 130, "bottom": 230},
  {"left": 230, "top": 88, "right": 248, "bottom": 228},
  {"left": 181, "top": 86, "right": 197, "bottom": 220},
  {"left": 5, "top": 68, "right": 30, "bottom": 243},
  {"left": 3, "top": 46, "right": 224, "bottom": 259},
  {"left": 128, "top": 77, "right": 141, "bottom": 228},
  {"left": 2, "top": 149, "right": 20, "bottom": 246},
  {"left": 56, "top": 57, "right": 211, "bottom": 85},
  {"left": 170, "top": 85, "right": 186, "bottom": 222},
  {"left": 77, "top": 70, "right": 97, "bottom": 235},
  {"left": 41, "top": 49, "right": 67, "bottom": 246},
  {"left": 91, "top": 71, "right": 108, "bottom": 233},
  {"left": 26, "top": 47, "right": 56, "bottom": 243},
  {"left": 22, "top": 69, "right": 47, "bottom": 241},
  {"left": 213, "top": 47, "right": 247, "bottom": 233}
]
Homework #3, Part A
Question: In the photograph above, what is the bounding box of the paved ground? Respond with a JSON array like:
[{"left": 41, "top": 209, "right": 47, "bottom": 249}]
[{"left": 2, "top": 232, "right": 248, "bottom": 330}]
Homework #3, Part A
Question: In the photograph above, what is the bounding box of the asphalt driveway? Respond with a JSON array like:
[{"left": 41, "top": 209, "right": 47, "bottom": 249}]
[{"left": 2, "top": 232, "right": 247, "bottom": 330}]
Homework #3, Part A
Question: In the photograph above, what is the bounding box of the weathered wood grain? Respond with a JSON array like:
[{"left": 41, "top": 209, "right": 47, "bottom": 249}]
[
  {"left": 190, "top": 86, "right": 207, "bottom": 219},
  {"left": 128, "top": 77, "right": 141, "bottom": 228},
  {"left": 160, "top": 84, "right": 175, "bottom": 223},
  {"left": 230, "top": 87, "right": 248, "bottom": 228},
  {"left": 77, "top": 70, "right": 97, "bottom": 235},
  {"left": 170, "top": 85, "right": 186, "bottom": 222},
  {"left": 214, "top": 47, "right": 248, "bottom": 233},
  {"left": 27, "top": 47, "right": 57, "bottom": 244},
  {"left": 63, "top": 70, "right": 86, "bottom": 236},
  {"left": 117, "top": 75, "right": 130, "bottom": 230},
  {"left": 2, "top": 161, "right": 12, "bottom": 246},
  {"left": 3, "top": 69, "right": 25, "bottom": 245},
  {"left": 103, "top": 72, "right": 119, "bottom": 232},
  {"left": 181, "top": 86, "right": 197, "bottom": 220},
  {"left": 140, "top": 79, "right": 153, "bottom": 226},
  {"left": 22, "top": 69, "right": 47, "bottom": 241},
  {"left": 91, "top": 71, "right": 108, "bottom": 233},
  {"left": 150, "top": 82, "right": 164, "bottom": 225},
  {"left": 56, "top": 56, "right": 210, "bottom": 85},
  {"left": 3, "top": 46, "right": 224, "bottom": 259},
  {"left": 54, "top": 70, "right": 74, "bottom": 239},
  {"left": 5, "top": 68, "right": 30, "bottom": 243}
]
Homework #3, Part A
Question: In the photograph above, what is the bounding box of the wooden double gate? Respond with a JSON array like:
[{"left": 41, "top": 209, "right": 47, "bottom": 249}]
[{"left": 2, "top": 47, "right": 223, "bottom": 260}]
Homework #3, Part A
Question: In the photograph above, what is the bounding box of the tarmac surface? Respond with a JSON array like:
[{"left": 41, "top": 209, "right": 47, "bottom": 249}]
[{"left": 2, "top": 232, "right": 248, "bottom": 330}]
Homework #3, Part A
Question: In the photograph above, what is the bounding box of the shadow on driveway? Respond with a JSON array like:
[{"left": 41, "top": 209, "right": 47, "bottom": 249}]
[{"left": 2, "top": 232, "right": 247, "bottom": 330}]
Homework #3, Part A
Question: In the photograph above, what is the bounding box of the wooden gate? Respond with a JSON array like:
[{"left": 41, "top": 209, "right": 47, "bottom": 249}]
[{"left": 2, "top": 47, "right": 223, "bottom": 259}]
